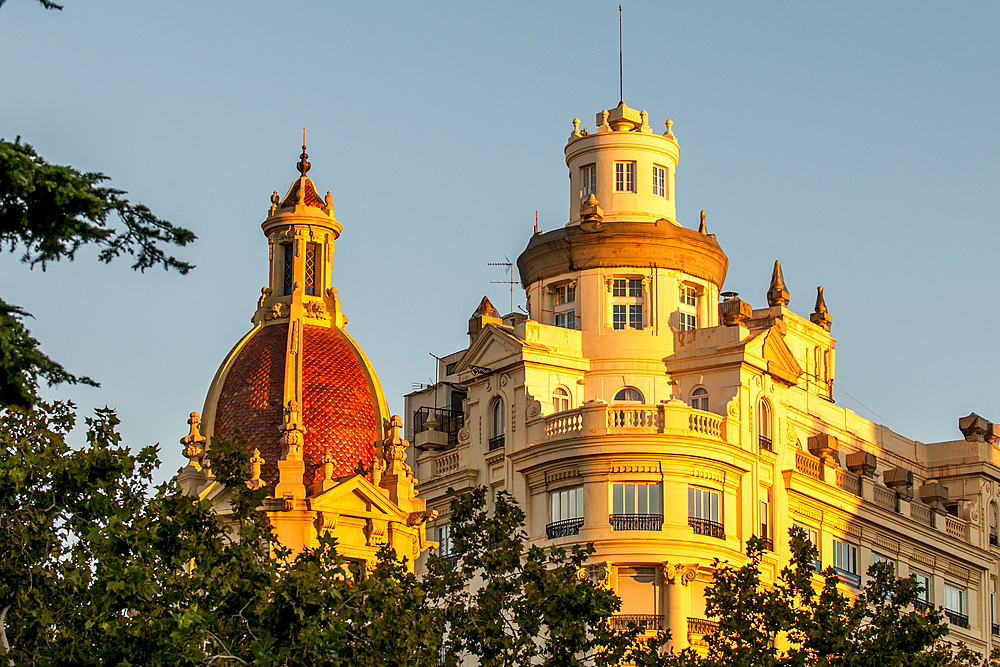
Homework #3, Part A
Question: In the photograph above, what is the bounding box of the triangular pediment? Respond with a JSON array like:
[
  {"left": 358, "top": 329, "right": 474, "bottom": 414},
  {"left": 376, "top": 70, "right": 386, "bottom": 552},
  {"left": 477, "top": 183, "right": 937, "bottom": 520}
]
[
  {"left": 746, "top": 328, "right": 802, "bottom": 385},
  {"left": 455, "top": 324, "right": 526, "bottom": 375},
  {"left": 310, "top": 474, "right": 408, "bottom": 520}
]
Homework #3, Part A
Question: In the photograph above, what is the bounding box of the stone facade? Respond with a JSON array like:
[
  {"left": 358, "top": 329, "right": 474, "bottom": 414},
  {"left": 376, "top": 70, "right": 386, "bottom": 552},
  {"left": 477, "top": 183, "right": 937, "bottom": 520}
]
[{"left": 406, "top": 100, "right": 1000, "bottom": 652}]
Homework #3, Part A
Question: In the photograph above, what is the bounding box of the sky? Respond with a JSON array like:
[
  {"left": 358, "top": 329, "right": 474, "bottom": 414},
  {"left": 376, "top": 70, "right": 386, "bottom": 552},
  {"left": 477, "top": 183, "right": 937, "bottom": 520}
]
[{"left": 2, "top": 1, "right": 999, "bottom": 480}]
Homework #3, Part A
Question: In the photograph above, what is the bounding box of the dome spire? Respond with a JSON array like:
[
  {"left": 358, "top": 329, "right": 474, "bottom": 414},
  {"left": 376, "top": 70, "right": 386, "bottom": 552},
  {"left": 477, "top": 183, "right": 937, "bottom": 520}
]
[
  {"left": 296, "top": 129, "right": 311, "bottom": 176},
  {"left": 766, "top": 260, "right": 790, "bottom": 307}
]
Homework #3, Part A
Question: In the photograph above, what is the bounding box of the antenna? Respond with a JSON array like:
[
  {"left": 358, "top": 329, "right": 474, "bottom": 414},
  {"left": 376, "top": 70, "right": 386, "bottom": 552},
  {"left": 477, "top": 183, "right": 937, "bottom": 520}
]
[
  {"left": 619, "top": 4, "right": 623, "bottom": 104},
  {"left": 488, "top": 257, "right": 517, "bottom": 315},
  {"left": 534, "top": 211, "right": 539, "bottom": 234}
]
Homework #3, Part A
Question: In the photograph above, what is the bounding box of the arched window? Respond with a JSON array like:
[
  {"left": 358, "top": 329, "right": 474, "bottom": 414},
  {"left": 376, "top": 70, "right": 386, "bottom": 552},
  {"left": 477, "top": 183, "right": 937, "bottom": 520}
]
[
  {"left": 552, "top": 386, "right": 570, "bottom": 412},
  {"left": 990, "top": 503, "right": 998, "bottom": 546},
  {"left": 614, "top": 387, "right": 644, "bottom": 403},
  {"left": 757, "top": 400, "right": 772, "bottom": 451},
  {"left": 489, "top": 398, "right": 505, "bottom": 451},
  {"left": 690, "top": 387, "right": 709, "bottom": 412}
]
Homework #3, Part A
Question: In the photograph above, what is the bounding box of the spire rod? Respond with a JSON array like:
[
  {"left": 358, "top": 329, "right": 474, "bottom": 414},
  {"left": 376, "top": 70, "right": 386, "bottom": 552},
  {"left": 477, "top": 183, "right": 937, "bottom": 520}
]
[
  {"left": 619, "top": 4, "right": 623, "bottom": 104},
  {"left": 297, "top": 128, "right": 311, "bottom": 176}
]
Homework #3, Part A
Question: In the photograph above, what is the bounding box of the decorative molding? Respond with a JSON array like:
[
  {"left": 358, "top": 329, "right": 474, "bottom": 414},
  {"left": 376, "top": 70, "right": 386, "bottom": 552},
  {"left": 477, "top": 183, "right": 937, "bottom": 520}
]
[
  {"left": 610, "top": 463, "right": 661, "bottom": 474},
  {"left": 662, "top": 562, "right": 698, "bottom": 586},
  {"left": 545, "top": 468, "right": 582, "bottom": 485},
  {"left": 790, "top": 502, "right": 823, "bottom": 523},
  {"left": 690, "top": 469, "right": 724, "bottom": 485},
  {"left": 910, "top": 549, "right": 935, "bottom": 569},
  {"left": 872, "top": 533, "right": 900, "bottom": 555}
]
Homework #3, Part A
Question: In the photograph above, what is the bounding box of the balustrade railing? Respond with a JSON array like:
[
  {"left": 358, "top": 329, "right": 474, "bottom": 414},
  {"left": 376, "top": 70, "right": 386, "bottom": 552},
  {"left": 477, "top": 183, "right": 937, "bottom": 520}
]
[
  {"left": 911, "top": 501, "right": 934, "bottom": 528},
  {"left": 874, "top": 485, "right": 898, "bottom": 512},
  {"left": 689, "top": 412, "right": 722, "bottom": 438},
  {"left": 835, "top": 469, "right": 861, "bottom": 496},
  {"left": 545, "top": 411, "right": 583, "bottom": 438},
  {"left": 609, "top": 407, "right": 660, "bottom": 430},
  {"left": 945, "top": 516, "right": 969, "bottom": 542},
  {"left": 609, "top": 514, "right": 663, "bottom": 531},
  {"left": 546, "top": 517, "right": 584, "bottom": 539},
  {"left": 795, "top": 450, "right": 822, "bottom": 479},
  {"left": 433, "top": 451, "right": 459, "bottom": 476}
]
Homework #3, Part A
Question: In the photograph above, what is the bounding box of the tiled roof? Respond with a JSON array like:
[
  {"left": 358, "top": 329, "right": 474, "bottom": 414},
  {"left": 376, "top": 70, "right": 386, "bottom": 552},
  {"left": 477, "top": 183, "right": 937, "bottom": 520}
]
[
  {"left": 212, "top": 322, "right": 380, "bottom": 487},
  {"left": 301, "top": 325, "right": 378, "bottom": 482},
  {"left": 279, "top": 177, "right": 326, "bottom": 209},
  {"left": 214, "top": 323, "right": 287, "bottom": 485}
]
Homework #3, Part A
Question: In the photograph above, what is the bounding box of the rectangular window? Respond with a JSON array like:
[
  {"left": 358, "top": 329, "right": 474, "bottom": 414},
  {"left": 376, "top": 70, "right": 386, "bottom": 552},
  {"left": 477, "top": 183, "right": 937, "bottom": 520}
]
[
  {"left": 794, "top": 523, "right": 821, "bottom": 572},
  {"left": 688, "top": 487, "right": 720, "bottom": 522},
  {"left": 282, "top": 243, "right": 294, "bottom": 296},
  {"left": 912, "top": 571, "right": 931, "bottom": 603},
  {"left": 305, "top": 242, "right": 318, "bottom": 296},
  {"left": 653, "top": 165, "right": 666, "bottom": 197},
  {"left": 582, "top": 164, "right": 596, "bottom": 197},
  {"left": 679, "top": 313, "right": 697, "bottom": 331},
  {"left": 629, "top": 304, "right": 643, "bottom": 330},
  {"left": 628, "top": 279, "right": 642, "bottom": 297},
  {"left": 680, "top": 285, "right": 697, "bottom": 306},
  {"left": 760, "top": 498, "right": 770, "bottom": 542},
  {"left": 613, "top": 305, "right": 626, "bottom": 330},
  {"left": 550, "top": 486, "right": 584, "bottom": 522},
  {"left": 438, "top": 524, "right": 452, "bottom": 556},
  {"left": 555, "top": 311, "right": 577, "bottom": 330},
  {"left": 556, "top": 284, "right": 576, "bottom": 305},
  {"left": 612, "top": 482, "right": 661, "bottom": 515},
  {"left": 615, "top": 161, "right": 636, "bottom": 192},
  {"left": 944, "top": 583, "right": 968, "bottom": 627},
  {"left": 871, "top": 553, "right": 895, "bottom": 572},
  {"left": 613, "top": 279, "right": 627, "bottom": 297},
  {"left": 833, "top": 540, "right": 859, "bottom": 586}
]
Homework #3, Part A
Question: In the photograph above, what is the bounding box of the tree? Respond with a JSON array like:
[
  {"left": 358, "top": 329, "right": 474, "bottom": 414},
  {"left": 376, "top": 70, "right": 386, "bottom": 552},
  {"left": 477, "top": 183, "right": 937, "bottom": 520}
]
[
  {"left": 427, "top": 487, "right": 643, "bottom": 667},
  {"left": 630, "top": 528, "right": 952, "bottom": 667},
  {"left": 0, "top": 137, "right": 195, "bottom": 408}
]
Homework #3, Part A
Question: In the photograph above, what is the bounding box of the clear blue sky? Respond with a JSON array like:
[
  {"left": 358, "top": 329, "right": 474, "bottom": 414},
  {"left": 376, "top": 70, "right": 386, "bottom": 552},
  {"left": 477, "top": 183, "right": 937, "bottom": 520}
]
[{"left": 2, "top": 1, "right": 998, "bottom": 479}]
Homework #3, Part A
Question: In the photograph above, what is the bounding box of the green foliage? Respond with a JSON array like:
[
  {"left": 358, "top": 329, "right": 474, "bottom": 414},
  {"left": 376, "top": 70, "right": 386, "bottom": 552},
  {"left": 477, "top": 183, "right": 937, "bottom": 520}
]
[
  {"left": 0, "top": 137, "right": 195, "bottom": 408},
  {"left": 430, "top": 487, "right": 644, "bottom": 667}
]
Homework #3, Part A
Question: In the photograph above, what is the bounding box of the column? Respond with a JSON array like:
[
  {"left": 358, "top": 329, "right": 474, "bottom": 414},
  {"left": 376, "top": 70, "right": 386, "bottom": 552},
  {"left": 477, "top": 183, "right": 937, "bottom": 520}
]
[{"left": 662, "top": 563, "right": 696, "bottom": 652}]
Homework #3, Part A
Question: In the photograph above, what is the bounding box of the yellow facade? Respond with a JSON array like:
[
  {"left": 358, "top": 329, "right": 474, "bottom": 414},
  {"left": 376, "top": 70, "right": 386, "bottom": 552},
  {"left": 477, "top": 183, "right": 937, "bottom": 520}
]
[{"left": 406, "top": 100, "right": 1000, "bottom": 651}]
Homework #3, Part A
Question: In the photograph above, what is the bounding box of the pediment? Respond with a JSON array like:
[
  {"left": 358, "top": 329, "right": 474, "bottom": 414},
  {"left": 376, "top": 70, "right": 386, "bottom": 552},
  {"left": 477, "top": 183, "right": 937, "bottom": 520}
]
[
  {"left": 455, "top": 324, "right": 525, "bottom": 374},
  {"left": 310, "top": 474, "right": 408, "bottom": 520},
  {"left": 746, "top": 328, "right": 802, "bottom": 385}
]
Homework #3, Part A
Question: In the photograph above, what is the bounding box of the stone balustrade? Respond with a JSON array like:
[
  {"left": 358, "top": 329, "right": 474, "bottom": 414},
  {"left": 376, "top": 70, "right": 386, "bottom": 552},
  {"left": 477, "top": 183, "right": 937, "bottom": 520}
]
[{"left": 540, "top": 403, "right": 730, "bottom": 444}]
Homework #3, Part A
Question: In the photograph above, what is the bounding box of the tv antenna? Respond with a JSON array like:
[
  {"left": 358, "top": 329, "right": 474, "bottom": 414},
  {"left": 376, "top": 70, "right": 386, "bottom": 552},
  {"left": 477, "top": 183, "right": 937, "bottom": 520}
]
[{"left": 488, "top": 257, "right": 517, "bottom": 315}]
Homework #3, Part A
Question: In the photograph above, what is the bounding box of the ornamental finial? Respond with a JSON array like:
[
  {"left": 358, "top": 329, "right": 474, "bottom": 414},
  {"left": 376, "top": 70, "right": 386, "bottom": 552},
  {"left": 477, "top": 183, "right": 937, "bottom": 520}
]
[
  {"left": 767, "top": 260, "right": 790, "bottom": 307},
  {"left": 296, "top": 129, "right": 310, "bottom": 176}
]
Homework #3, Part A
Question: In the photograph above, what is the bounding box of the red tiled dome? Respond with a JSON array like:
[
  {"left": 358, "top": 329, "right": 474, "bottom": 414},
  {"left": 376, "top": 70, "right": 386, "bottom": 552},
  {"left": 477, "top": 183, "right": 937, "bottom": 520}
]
[{"left": 212, "top": 322, "right": 381, "bottom": 486}]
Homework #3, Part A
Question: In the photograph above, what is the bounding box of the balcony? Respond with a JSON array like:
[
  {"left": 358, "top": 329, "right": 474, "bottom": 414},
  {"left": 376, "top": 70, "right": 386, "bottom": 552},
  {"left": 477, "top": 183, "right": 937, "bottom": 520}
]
[
  {"left": 546, "top": 517, "right": 584, "bottom": 539},
  {"left": 992, "top": 623, "right": 999, "bottom": 636},
  {"left": 488, "top": 434, "right": 505, "bottom": 451},
  {"left": 608, "top": 614, "right": 664, "bottom": 632},
  {"left": 687, "top": 617, "right": 719, "bottom": 636},
  {"left": 834, "top": 568, "right": 861, "bottom": 588},
  {"left": 610, "top": 514, "right": 663, "bottom": 531},
  {"left": 990, "top": 533, "right": 998, "bottom": 547},
  {"left": 689, "top": 517, "right": 725, "bottom": 539},
  {"left": 540, "top": 402, "right": 732, "bottom": 444},
  {"left": 913, "top": 599, "right": 933, "bottom": 612},
  {"left": 945, "top": 609, "right": 969, "bottom": 629},
  {"left": 758, "top": 435, "right": 773, "bottom": 452},
  {"left": 412, "top": 406, "right": 464, "bottom": 448}
]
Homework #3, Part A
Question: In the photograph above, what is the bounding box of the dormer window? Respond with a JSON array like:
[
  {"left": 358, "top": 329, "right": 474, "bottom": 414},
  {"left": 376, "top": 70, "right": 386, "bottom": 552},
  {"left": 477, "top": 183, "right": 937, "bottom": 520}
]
[
  {"left": 653, "top": 165, "right": 668, "bottom": 198},
  {"left": 582, "top": 164, "right": 596, "bottom": 197},
  {"left": 614, "top": 161, "right": 636, "bottom": 193},
  {"left": 282, "top": 244, "right": 294, "bottom": 296}
]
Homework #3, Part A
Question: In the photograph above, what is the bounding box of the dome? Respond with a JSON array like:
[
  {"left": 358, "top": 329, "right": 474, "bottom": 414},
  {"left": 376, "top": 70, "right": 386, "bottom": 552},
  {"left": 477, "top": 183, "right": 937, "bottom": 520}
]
[{"left": 207, "top": 321, "right": 387, "bottom": 487}]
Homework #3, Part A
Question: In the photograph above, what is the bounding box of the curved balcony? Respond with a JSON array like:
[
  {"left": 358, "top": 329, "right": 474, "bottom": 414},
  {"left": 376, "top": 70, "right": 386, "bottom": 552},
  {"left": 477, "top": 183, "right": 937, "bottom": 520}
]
[
  {"left": 610, "top": 513, "right": 663, "bottom": 531},
  {"left": 546, "top": 517, "right": 584, "bottom": 539},
  {"left": 541, "top": 402, "right": 733, "bottom": 445},
  {"left": 608, "top": 614, "right": 664, "bottom": 632}
]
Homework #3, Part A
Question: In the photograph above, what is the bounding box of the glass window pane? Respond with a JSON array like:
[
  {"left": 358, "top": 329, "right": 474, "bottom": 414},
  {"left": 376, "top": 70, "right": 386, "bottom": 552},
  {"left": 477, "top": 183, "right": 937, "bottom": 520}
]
[
  {"left": 710, "top": 491, "right": 719, "bottom": 522},
  {"left": 649, "top": 483, "right": 660, "bottom": 514},
  {"left": 613, "top": 484, "right": 623, "bottom": 514},
  {"left": 688, "top": 487, "right": 696, "bottom": 517},
  {"left": 625, "top": 484, "right": 635, "bottom": 514},
  {"left": 638, "top": 484, "right": 648, "bottom": 515}
]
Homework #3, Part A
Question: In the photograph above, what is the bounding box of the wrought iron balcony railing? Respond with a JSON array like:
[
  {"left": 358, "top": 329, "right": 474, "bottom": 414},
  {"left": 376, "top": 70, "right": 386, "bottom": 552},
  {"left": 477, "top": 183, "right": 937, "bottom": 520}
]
[
  {"left": 488, "top": 434, "right": 505, "bottom": 451},
  {"left": 687, "top": 617, "right": 719, "bottom": 636},
  {"left": 913, "top": 599, "right": 933, "bottom": 612},
  {"left": 609, "top": 514, "right": 663, "bottom": 531},
  {"left": 758, "top": 435, "right": 774, "bottom": 452},
  {"left": 608, "top": 614, "right": 664, "bottom": 632},
  {"left": 945, "top": 609, "right": 969, "bottom": 629},
  {"left": 546, "top": 517, "right": 584, "bottom": 539},
  {"left": 412, "top": 406, "right": 464, "bottom": 446},
  {"left": 689, "top": 517, "right": 725, "bottom": 539}
]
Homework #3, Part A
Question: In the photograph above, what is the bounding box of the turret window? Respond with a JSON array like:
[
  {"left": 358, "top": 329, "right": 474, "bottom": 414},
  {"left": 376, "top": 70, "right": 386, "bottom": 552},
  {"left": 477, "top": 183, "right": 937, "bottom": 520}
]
[
  {"left": 305, "top": 242, "right": 318, "bottom": 296},
  {"left": 612, "top": 279, "right": 643, "bottom": 330},
  {"left": 615, "top": 161, "right": 636, "bottom": 193},
  {"left": 553, "top": 283, "right": 578, "bottom": 330},
  {"left": 582, "top": 164, "right": 596, "bottom": 197},
  {"left": 282, "top": 244, "right": 294, "bottom": 296},
  {"left": 678, "top": 285, "right": 698, "bottom": 331},
  {"left": 653, "top": 165, "right": 668, "bottom": 198}
]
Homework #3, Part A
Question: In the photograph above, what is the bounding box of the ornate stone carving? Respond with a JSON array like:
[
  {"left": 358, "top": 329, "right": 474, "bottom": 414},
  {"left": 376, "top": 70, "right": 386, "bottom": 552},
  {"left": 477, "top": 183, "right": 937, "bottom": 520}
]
[
  {"left": 304, "top": 301, "right": 326, "bottom": 318},
  {"left": 279, "top": 400, "right": 307, "bottom": 460},
  {"left": 366, "top": 518, "right": 388, "bottom": 546},
  {"left": 588, "top": 562, "right": 615, "bottom": 589},
  {"left": 407, "top": 509, "right": 438, "bottom": 526},
  {"left": 662, "top": 562, "right": 698, "bottom": 586},
  {"left": 383, "top": 415, "right": 408, "bottom": 463},
  {"left": 315, "top": 512, "right": 339, "bottom": 535},
  {"left": 458, "top": 425, "right": 470, "bottom": 445},
  {"left": 247, "top": 448, "right": 265, "bottom": 489},
  {"left": 180, "top": 412, "right": 207, "bottom": 471},
  {"left": 266, "top": 302, "right": 287, "bottom": 321}
]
